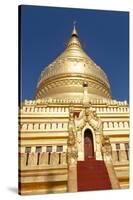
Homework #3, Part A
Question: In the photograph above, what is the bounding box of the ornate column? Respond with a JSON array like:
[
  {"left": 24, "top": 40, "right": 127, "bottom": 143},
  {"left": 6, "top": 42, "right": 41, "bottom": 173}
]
[
  {"left": 95, "top": 133, "right": 103, "bottom": 160},
  {"left": 67, "top": 111, "right": 78, "bottom": 192},
  {"left": 77, "top": 128, "right": 83, "bottom": 160}
]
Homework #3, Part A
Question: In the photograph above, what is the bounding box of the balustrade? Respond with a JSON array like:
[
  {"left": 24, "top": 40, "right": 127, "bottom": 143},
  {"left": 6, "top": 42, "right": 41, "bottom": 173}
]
[{"left": 20, "top": 152, "right": 67, "bottom": 167}]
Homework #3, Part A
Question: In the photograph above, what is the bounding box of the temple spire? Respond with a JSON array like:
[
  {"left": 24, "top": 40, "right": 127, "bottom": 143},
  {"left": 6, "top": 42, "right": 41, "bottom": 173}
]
[
  {"left": 67, "top": 21, "right": 81, "bottom": 48},
  {"left": 71, "top": 21, "right": 78, "bottom": 37}
]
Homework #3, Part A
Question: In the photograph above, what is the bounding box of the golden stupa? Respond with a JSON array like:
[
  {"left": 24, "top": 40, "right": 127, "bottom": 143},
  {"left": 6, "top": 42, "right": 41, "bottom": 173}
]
[
  {"left": 36, "top": 25, "right": 111, "bottom": 100},
  {"left": 19, "top": 24, "right": 129, "bottom": 195}
]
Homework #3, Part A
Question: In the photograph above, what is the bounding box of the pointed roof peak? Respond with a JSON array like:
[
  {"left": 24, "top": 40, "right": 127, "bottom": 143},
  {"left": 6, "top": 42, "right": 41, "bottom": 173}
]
[
  {"left": 66, "top": 22, "right": 82, "bottom": 48},
  {"left": 71, "top": 21, "right": 78, "bottom": 37}
]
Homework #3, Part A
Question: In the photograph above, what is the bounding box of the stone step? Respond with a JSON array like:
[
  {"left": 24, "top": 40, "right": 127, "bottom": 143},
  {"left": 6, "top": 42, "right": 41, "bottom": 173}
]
[{"left": 77, "top": 159, "right": 112, "bottom": 191}]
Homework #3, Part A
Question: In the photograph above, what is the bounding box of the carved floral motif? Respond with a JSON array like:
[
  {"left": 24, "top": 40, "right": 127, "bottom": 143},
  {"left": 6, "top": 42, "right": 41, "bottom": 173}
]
[
  {"left": 102, "top": 136, "right": 112, "bottom": 161},
  {"left": 67, "top": 111, "right": 78, "bottom": 165},
  {"left": 67, "top": 128, "right": 78, "bottom": 165}
]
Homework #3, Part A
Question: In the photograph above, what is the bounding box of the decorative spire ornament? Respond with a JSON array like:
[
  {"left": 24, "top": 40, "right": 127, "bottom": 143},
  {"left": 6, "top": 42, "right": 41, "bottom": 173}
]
[{"left": 71, "top": 21, "right": 78, "bottom": 37}]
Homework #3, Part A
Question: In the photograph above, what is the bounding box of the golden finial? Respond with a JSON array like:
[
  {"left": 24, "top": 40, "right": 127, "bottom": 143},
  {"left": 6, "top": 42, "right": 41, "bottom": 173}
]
[{"left": 72, "top": 21, "right": 78, "bottom": 37}]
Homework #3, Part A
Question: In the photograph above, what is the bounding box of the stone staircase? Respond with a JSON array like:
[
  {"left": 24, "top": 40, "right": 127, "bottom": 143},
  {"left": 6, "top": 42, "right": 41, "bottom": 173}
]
[{"left": 77, "top": 158, "right": 112, "bottom": 191}]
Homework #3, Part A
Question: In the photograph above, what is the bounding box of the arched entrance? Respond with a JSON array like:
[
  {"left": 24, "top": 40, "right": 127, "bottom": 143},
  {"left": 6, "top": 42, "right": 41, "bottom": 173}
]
[{"left": 84, "top": 129, "right": 94, "bottom": 160}]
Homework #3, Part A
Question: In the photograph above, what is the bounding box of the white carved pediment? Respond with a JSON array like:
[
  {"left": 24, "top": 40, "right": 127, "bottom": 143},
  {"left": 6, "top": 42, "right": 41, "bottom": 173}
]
[
  {"left": 68, "top": 107, "right": 103, "bottom": 161},
  {"left": 75, "top": 107, "right": 102, "bottom": 131}
]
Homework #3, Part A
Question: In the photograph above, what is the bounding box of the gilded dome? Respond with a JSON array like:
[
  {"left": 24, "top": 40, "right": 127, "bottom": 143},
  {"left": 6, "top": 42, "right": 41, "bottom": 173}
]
[{"left": 35, "top": 25, "right": 112, "bottom": 101}]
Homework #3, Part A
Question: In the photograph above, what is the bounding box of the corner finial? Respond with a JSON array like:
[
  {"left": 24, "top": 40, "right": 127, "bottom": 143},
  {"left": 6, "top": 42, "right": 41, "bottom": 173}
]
[{"left": 72, "top": 21, "right": 78, "bottom": 37}]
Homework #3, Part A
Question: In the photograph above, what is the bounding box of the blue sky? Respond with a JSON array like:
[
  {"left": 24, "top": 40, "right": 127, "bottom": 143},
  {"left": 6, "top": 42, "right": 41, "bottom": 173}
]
[{"left": 20, "top": 5, "right": 129, "bottom": 102}]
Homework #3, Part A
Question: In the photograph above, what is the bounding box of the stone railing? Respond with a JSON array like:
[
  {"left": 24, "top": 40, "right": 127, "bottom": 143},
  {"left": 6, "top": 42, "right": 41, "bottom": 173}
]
[
  {"left": 96, "top": 106, "right": 129, "bottom": 113},
  {"left": 21, "top": 99, "right": 128, "bottom": 107},
  {"left": 103, "top": 121, "right": 129, "bottom": 129},
  {"left": 20, "top": 122, "right": 68, "bottom": 131},
  {"left": 20, "top": 152, "right": 67, "bottom": 168},
  {"left": 111, "top": 143, "right": 129, "bottom": 163},
  {"left": 21, "top": 106, "right": 69, "bottom": 113},
  {"left": 20, "top": 105, "right": 129, "bottom": 115}
]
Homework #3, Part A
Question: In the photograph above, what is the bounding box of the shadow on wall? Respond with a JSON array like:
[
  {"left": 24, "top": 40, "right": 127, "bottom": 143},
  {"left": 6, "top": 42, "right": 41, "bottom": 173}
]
[{"left": 7, "top": 187, "right": 18, "bottom": 194}]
